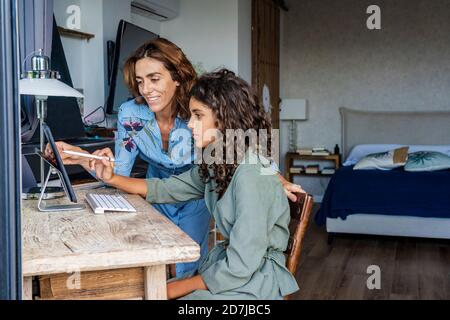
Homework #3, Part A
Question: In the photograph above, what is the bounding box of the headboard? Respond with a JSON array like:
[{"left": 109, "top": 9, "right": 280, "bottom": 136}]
[{"left": 340, "top": 107, "right": 450, "bottom": 159}]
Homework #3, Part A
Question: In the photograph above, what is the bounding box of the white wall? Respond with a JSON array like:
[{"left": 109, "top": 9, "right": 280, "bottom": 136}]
[
  {"left": 161, "top": 0, "right": 238, "bottom": 74},
  {"left": 80, "top": 0, "right": 105, "bottom": 121},
  {"left": 54, "top": 0, "right": 252, "bottom": 123},
  {"left": 102, "top": 0, "right": 132, "bottom": 102},
  {"left": 53, "top": 0, "right": 163, "bottom": 124},
  {"left": 54, "top": 0, "right": 105, "bottom": 123},
  {"left": 53, "top": 0, "right": 83, "bottom": 93},
  {"left": 131, "top": 12, "right": 161, "bottom": 35},
  {"left": 280, "top": 0, "right": 450, "bottom": 199},
  {"left": 161, "top": 0, "right": 251, "bottom": 83}
]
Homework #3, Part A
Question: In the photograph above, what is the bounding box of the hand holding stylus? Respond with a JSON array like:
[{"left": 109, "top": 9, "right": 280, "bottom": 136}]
[
  {"left": 89, "top": 148, "right": 116, "bottom": 183},
  {"left": 63, "top": 150, "right": 116, "bottom": 162}
]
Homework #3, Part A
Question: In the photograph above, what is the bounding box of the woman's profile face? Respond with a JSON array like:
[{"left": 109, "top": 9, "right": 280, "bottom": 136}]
[
  {"left": 135, "top": 57, "right": 179, "bottom": 114},
  {"left": 188, "top": 97, "right": 218, "bottom": 149}
]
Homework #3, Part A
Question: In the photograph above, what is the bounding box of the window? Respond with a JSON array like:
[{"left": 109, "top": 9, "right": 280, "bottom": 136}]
[{"left": 0, "top": 0, "right": 22, "bottom": 300}]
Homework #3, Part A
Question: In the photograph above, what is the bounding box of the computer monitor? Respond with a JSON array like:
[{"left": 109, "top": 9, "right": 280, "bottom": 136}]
[
  {"left": 105, "top": 20, "right": 158, "bottom": 114},
  {"left": 36, "top": 122, "right": 85, "bottom": 212}
]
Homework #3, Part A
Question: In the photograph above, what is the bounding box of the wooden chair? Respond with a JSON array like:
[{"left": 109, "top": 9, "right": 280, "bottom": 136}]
[{"left": 284, "top": 192, "right": 314, "bottom": 299}]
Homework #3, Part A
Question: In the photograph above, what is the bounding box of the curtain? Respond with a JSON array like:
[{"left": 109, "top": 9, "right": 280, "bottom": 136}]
[{"left": 18, "top": 0, "right": 54, "bottom": 142}]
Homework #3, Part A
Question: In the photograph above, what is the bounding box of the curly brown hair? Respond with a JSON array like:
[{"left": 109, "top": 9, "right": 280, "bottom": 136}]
[
  {"left": 190, "top": 69, "right": 273, "bottom": 198},
  {"left": 123, "top": 38, "right": 197, "bottom": 120}
]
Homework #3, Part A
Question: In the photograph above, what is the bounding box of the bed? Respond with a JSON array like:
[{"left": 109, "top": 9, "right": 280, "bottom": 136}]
[{"left": 315, "top": 107, "right": 450, "bottom": 240}]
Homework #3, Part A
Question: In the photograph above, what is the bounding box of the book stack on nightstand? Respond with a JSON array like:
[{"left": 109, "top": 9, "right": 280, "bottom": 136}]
[
  {"left": 321, "top": 167, "right": 336, "bottom": 175},
  {"left": 289, "top": 165, "right": 305, "bottom": 174},
  {"left": 312, "top": 147, "right": 331, "bottom": 156},
  {"left": 285, "top": 147, "right": 341, "bottom": 182},
  {"left": 305, "top": 165, "right": 320, "bottom": 174},
  {"left": 297, "top": 147, "right": 331, "bottom": 156}
]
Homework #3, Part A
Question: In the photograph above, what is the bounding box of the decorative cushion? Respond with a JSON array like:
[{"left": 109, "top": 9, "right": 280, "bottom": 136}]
[
  {"left": 343, "top": 144, "right": 403, "bottom": 166},
  {"left": 344, "top": 144, "right": 450, "bottom": 166},
  {"left": 404, "top": 151, "right": 450, "bottom": 172},
  {"left": 408, "top": 145, "right": 450, "bottom": 155},
  {"left": 354, "top": 146, "right": 409, "bottom": 170}
]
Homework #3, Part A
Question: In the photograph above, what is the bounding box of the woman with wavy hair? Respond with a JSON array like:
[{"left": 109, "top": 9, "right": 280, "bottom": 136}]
[
  {"left": 50, "top": 38, "right": 210, "bottom": 279},
  {"left": 50, "top": 38, "right": 302, "bottom": 281},
  {"left": 86, "top": 69, "right": 300, "bottom": 300}
]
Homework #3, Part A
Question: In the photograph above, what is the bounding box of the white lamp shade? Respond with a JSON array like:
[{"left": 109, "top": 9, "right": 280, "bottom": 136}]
[
  {"left": 280, "top": 99, "right": 308, "bottom": 120},
  {"left": 19, "top": 78, "right": 84, "bottom": 98}
]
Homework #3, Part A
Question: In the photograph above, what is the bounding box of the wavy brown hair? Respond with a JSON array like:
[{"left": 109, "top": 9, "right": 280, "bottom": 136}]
[
  {"left": 190, "top": 69, "right": 273, "bottom": 198},
  {"left": 123, "top": 38, "right": 197, "bottom": 120}
]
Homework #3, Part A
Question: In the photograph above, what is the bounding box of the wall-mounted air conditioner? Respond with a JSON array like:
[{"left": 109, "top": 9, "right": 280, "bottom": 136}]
[{"left": 131, "top": 0, "right": 180, "bottom": 21}]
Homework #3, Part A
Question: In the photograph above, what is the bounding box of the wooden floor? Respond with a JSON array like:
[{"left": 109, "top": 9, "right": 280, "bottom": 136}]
[{"left": 289, "top": 205, "right": 450, "bottom": 300}]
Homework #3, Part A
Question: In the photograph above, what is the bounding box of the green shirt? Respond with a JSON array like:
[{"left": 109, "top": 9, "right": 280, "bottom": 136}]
[{"left": 146, "top": 152, "right": 299, "bottom": 299}]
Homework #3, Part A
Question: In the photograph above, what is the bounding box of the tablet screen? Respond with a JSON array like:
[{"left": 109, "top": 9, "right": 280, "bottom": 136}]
[{"left": 38, "top": 122, "right": 78, "bottom": 203}]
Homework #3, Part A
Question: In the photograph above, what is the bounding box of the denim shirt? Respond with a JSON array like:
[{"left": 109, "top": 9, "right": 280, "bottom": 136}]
[{"left": 114, "top": 99, "right": 194, "bottom": 179}]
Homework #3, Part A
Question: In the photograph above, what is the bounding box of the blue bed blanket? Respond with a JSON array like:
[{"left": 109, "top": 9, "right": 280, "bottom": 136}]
[{"left": 315, "top": 166, "right": 450, "bottom": 226}]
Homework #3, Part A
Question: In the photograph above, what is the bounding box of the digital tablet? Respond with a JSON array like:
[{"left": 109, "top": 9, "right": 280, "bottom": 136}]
[{"left": 37, "top": 122, "right": 78, "bottom": 203}]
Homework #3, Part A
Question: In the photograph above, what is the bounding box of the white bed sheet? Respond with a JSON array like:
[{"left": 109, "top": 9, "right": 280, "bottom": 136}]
[{"left": 327, "top": 214, "right": 450, "bottom": 239}]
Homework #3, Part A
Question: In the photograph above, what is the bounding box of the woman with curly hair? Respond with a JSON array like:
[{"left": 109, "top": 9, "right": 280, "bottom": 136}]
[
  {"left": 50, "top": 38, "right": 303, "bottom": 280},
  {"left": 87, "top": 69, "right": 300, "bottom": 300},
  {"left": 49, "top": 38, "right": 210, "bottom": 279}
]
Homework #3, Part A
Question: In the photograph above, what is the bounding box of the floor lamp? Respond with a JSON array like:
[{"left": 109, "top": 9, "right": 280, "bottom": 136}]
[{"left": 20, "top": 49, "right": 84, "bottom": 197}]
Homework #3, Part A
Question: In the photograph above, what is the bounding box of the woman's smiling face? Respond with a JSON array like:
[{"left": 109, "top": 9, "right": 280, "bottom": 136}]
[
  {"left": 187, "top": 97, "right": 218, "bottom": 149},
  {"left": 135, "top": 57, "right": 179, "bottom": 114}
]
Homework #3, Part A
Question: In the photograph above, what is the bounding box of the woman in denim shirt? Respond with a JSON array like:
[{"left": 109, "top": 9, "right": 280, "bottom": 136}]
[
  {"left": 54, "top": 38, "right": 210, "bottom": 278},
  {"left": 115, "top": 99, "right": 208, "bottom": 278},
  {"left": 52, "top": 38, "right": 303, "bottom": 279}
]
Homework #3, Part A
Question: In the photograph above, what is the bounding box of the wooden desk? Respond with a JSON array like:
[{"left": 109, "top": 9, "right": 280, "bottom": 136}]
[{"left": 21, "top": 188, "right": 200, "bottom": 300}]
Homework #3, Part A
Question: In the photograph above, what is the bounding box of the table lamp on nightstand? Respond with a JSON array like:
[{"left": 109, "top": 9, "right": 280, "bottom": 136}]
[
  {"left": 280, "top": 99, "right": 308, "bottom": 152},
  {"left": 20, "top": 49, "right": 84, "bottom": 199}
]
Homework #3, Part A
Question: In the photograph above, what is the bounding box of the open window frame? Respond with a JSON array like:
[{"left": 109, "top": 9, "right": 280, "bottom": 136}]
[{"left": 0, "top": 0, "right": 22, "bottom": 300}]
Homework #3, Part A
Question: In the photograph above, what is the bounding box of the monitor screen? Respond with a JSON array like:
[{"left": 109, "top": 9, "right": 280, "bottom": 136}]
[
  {"left": 106, "top": 20, "right": 159, "bottom": 114},
  {"left": 38, "top": 122, "right": 78, "bottom": 203}
]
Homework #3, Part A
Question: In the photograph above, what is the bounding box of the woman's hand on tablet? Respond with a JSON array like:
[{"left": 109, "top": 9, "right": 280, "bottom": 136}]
[{"left": 45, "top": 141, "right": 90, "bottom": 167}]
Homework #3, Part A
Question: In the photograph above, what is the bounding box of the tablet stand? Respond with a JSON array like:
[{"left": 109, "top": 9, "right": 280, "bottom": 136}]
[{"left": 37, "top": 167, "right": 85, "bottom": 212}]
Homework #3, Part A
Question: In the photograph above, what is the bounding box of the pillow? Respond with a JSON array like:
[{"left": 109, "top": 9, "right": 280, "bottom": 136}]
[
  {"left": 354, "top": 146, "right": 409, "bottom": 170},
  {"left": 344, "top": 144, "right": 403, "bottom": 166},
  {"left": 404, "top": 151, "right": 450, "bottom": 172},
  {"left": 343, "top": 144, "right": 450, "bottom": 166},
  {"left": 408, "top": 145, "right": 450, "bottom": 156}
]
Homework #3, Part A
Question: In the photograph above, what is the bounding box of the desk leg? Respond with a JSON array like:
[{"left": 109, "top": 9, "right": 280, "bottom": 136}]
[
  {"left": 23, "top": 277, "right": 33, "bottom": 300},
  {"left": 144, "top": 265, "right": 167, "bottom": 300}
]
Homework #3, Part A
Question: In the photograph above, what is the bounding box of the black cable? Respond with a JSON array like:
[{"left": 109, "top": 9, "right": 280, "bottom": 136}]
[{"left": 83, "top": 106, "right": 106, "bottom": 126}]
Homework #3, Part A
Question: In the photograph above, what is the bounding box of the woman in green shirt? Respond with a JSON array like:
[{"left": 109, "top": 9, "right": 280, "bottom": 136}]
[{"left": 88, "top": 69, "right": 300, "bottom": 300}]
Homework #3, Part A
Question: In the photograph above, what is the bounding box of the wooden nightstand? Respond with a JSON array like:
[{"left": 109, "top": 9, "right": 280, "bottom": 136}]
[{"left": 285, "top": 152, "right": 341, "bottom": 182}]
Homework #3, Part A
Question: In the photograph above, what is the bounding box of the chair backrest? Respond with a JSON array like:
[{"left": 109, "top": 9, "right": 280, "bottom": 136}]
[{"left": 284, "top": 192, "right": 314, "bottom": 276}]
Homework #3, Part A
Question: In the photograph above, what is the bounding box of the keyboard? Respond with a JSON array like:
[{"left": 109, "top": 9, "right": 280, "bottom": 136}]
[{"left": 85, "top": 193, "right": 137, "bottom": 214}]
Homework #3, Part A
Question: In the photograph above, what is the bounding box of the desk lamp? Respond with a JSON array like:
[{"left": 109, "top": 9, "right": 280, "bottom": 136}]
[
  {"left": 20, "top": 49, "right": 84, "bottom": 197},
  {"left": 280, "top": 99, "right": 308, "bottom": 152}
]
